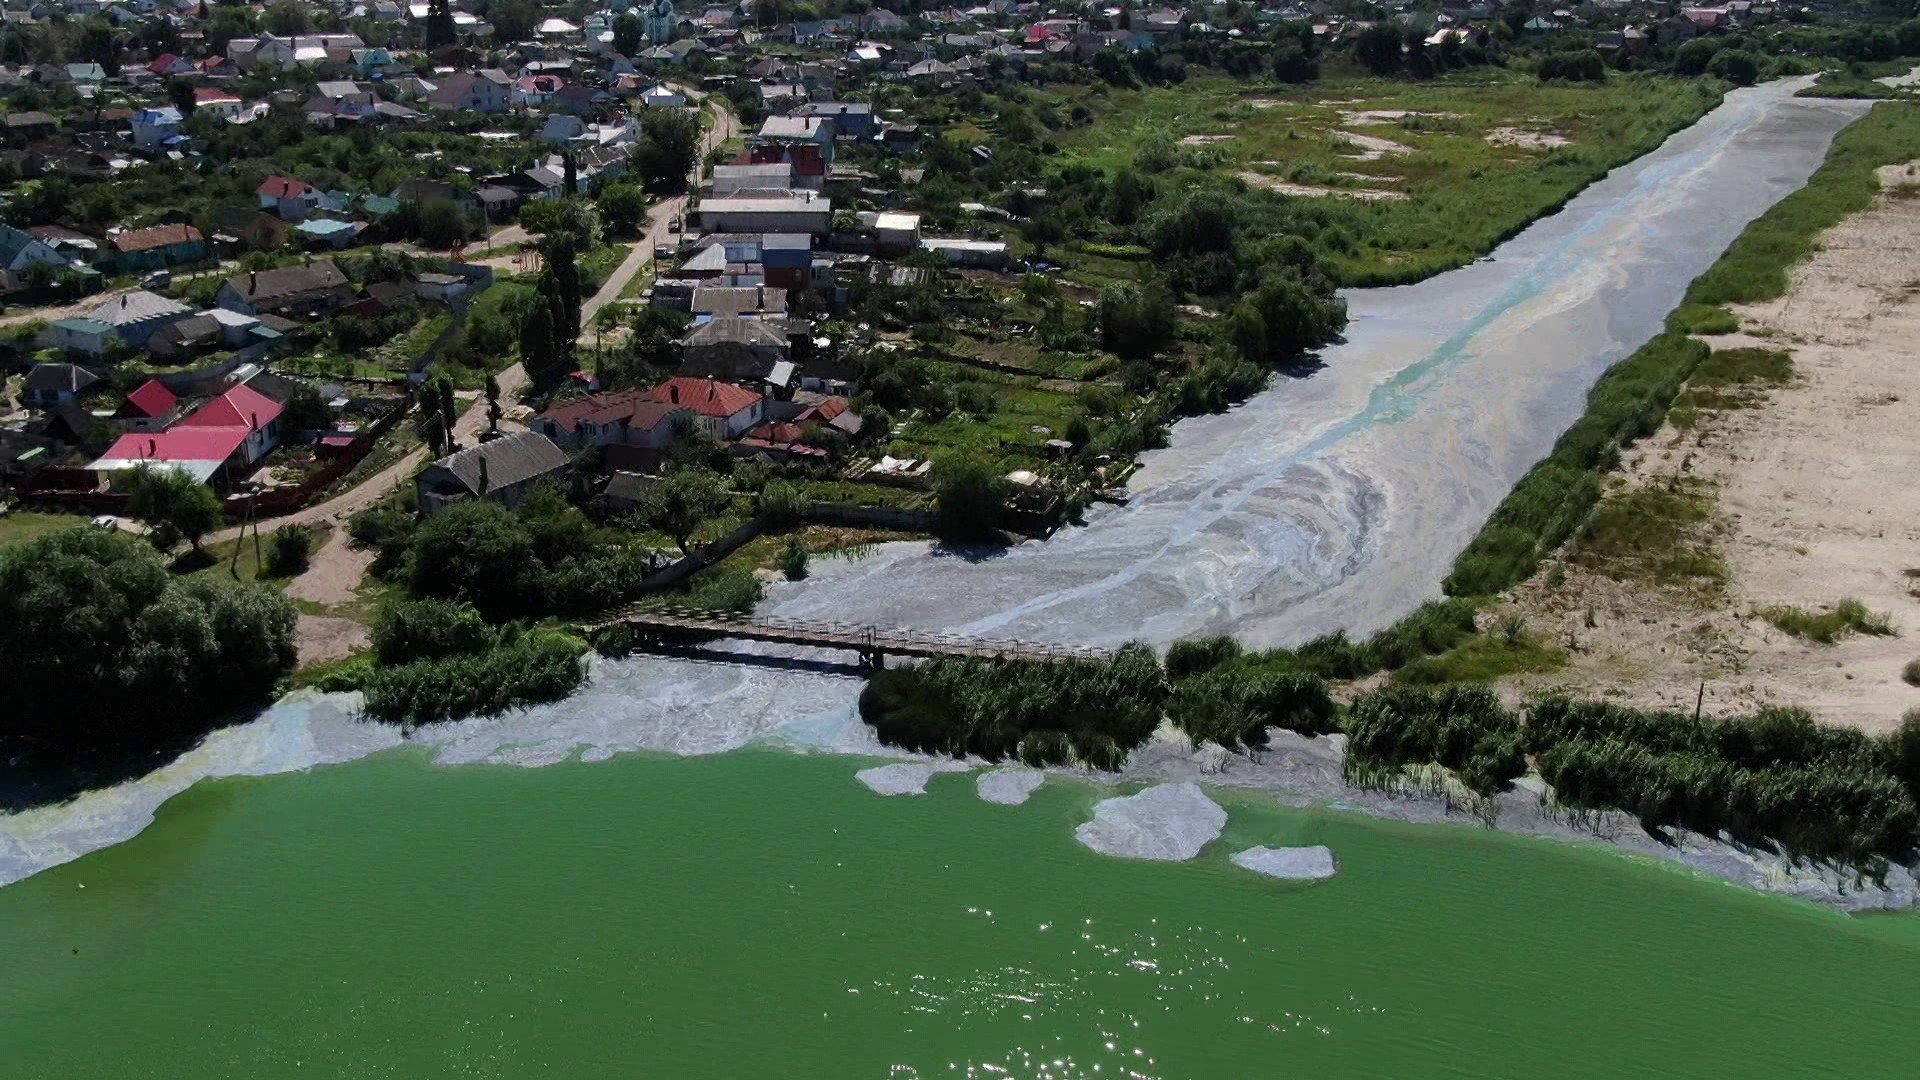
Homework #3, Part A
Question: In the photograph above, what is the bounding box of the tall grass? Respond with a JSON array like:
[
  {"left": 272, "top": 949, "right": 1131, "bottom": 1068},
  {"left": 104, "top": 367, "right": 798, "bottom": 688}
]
[
  {"left": 858, "top": 644, "right": 1167, "bottom": 770},
  {"left": 1529, "top": 695, "right": 1919, "bottom": 868},
  {"left": 1758, "top": 598, "right": 1894, "bottom": 643}
]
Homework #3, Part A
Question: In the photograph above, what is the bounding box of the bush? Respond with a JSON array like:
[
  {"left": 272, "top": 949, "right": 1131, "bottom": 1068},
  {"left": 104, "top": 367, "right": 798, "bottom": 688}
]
[
  {"left": 1904, "top": 659, "right": 1920, "bottom": 688},
  {"left": 372, "top": 597, "right": 496, "bottom": 666},
  {"left": 264, "top": 525, "right": 313, "bottom": 577},
  {"left": 0, "top": 529, "right": 296, "bottom": 749},
  {"left": 778, "top": 537, "right": 810, "bottom": 580},
  {"left": 1165, "top": 635, "right": 1242, "bottom": 679},
  {"left": 1344, "top": 683, "right": 1524, "bottom": 799},
  {"left": 758, "top": 480, "right": 807, "bottom": 529},
  {"left": 859, "top": 644, "right": 1166, "bottom": 767},
  {"left": 360, "top": 631, "right": 588, "bottom": 724},
  {"left": 1529, "top": 695, "right": 1920, "bottom": 866},
  {"left": 1167, "top": 668, "right": 1335, "bottom": 752}
]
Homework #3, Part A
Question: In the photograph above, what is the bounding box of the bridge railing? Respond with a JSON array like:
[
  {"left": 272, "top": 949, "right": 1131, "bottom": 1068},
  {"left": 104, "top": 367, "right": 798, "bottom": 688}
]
[{"left": 615, "top": 605, "right": 1115, "bottom": 663}]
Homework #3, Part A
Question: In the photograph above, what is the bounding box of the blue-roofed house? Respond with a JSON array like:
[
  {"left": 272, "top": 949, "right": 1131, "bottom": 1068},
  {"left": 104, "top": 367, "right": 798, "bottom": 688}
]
[{"left": 131, "top": 106, "right": 186, "bottom": 148}]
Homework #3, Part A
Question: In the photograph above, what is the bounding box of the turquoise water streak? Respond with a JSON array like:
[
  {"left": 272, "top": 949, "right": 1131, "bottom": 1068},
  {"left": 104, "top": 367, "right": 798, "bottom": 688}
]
[{"left": 3, "top": 751, "right": 1918, "bottom": 1077}]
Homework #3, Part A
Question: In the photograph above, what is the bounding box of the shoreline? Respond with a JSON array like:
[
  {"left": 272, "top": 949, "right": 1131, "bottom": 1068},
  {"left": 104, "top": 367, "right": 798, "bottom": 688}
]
[{"left": 3, "top": 676, "right": 1913, "bottom": 913}]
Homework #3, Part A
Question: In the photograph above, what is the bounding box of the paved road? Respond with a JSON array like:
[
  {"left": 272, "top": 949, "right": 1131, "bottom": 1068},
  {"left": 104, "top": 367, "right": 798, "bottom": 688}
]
[
  {"left": 209, "top": 92, "right": 737, "bottom": 544},
  {"left": 576, "top": 93, "right": 739, "bottom": 341}
]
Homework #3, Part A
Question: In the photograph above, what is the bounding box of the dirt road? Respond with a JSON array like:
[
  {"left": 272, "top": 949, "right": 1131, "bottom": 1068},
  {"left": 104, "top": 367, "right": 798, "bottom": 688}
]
[{"left": 233, "top": 91, "right": 736, "bottom": 554}]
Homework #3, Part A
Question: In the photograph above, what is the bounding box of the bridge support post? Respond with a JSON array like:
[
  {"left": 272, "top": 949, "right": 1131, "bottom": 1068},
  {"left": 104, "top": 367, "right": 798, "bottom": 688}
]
[{"left": 859, "top": 650, "right": 885, "bottom": 673}]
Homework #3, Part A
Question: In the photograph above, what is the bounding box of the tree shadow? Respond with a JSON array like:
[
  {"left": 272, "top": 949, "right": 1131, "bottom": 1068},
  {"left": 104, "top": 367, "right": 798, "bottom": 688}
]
[
  {"left": 929, "top": 537, "right": 1012, "bottom": 564},
  {"left": 623, "top": 642, "right": 870, "bottom": 679},
  {"left": 0, "top": 712, "right": 251, "bottom": 814}
]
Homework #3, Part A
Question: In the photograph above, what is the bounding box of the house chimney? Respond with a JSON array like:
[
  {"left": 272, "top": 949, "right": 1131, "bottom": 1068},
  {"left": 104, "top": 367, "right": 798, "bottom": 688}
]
[
  {"left": 477, "top": 455, "right": 489, "bottom": 495},
  {"left": 249, "top": 270, "right": 258, "bottom": 292}
]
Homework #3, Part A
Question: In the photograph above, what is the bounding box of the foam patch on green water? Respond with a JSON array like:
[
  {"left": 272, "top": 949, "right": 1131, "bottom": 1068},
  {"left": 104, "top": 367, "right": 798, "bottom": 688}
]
[
  {"left": 978, "top": 769, "right": 1047, "bottom": 806},
  {"left": 857, "top": 762, "right": 971, "bottom": 796},
  {"left": 0, "top": 693, "right": 399, "bottom": 889},
  {"left": 1076, "top": 783, "right": 1227, "bottom": 861},
  {"left": 1233, "top": 846, "right": 1339, "bottom": 881}
]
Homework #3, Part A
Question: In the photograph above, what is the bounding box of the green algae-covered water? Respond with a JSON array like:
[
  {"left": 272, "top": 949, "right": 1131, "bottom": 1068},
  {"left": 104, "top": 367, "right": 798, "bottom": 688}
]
[{"left": 5, "top": 750, "right": 1919, "bottom": 1078}]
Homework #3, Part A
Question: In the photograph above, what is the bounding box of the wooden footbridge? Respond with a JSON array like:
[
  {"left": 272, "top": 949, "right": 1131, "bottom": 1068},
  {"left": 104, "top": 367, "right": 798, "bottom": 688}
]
[{"left": 594, "top": 607, "right": 1113, "bottom": 670}]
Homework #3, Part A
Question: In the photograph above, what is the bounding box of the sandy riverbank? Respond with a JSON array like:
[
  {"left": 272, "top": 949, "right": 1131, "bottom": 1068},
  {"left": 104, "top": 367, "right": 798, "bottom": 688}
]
[{"left": 1502, "top": 161, "right": 1920, "bottom": 732}]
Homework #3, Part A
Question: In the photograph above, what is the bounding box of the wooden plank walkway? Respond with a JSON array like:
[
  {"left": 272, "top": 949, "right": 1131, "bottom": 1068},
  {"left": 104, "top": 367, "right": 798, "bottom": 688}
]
[{"left": 597, "top": 607, "right": 1113, "bottom": 667}]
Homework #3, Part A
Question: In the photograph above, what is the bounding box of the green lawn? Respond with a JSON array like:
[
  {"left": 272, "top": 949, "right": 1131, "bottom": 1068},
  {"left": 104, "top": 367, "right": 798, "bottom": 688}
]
[{"left": 0, "top": 509, "right": 87, "bottom": 549}]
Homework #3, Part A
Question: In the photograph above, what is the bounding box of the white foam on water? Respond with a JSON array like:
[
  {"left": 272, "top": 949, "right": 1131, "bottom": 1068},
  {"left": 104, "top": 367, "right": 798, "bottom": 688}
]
[
  {"left": 977, "top": 769, "right": 1046, "bottom": 806},
  {"left": 1075, "top": 783, "right": 1227, "bottom": 861},
  {"left": 1232, "top": 846, "right": 1338, "bottom": 881},
  {"left": 0, "top": 693, "right": 400, "bottom": 888},
  {"left": 856, "top": 762, "right": 971, "bottom": 796}
]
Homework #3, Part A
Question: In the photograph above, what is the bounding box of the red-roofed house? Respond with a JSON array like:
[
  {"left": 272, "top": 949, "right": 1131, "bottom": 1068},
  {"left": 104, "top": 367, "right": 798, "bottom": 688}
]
[
  {"left": 737, "top": 420, "right": 829, "bottom": 462},
  {"left": 89, "top": 426, "right": 255, "bottom": 485},
  {"left": 148, "top": 54, "right": 194, "bottom": 77},
  {"left": 531, "top": 389, "right": 692, "bottom": 450},
  {"left": 106, "top": 224, "right": 207, "bottom": 273},
  {"left": 178, "top": 383, "right": 284, "bottom": 467},
  {"left": 257, "top": 175, "right": 323, "bottom": 221},
  {"left": 639, "top": 377, "right": 766, "bottom": 439},
  {"left": 113, "top": 378, "right": 181, "bottom": 432},
  {"left": 193, "top": 86, "right": 244, "bottom": 121}
]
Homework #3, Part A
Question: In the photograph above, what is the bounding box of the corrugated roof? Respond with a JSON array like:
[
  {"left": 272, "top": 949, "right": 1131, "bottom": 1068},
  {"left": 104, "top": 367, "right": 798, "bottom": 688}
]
[
  {"left": 179, "top": 383, "right": 284, "bottom": 430},
  {"left": 86, "top": 290, "right": 192, "bottom": 327},
  {"left": 682, "top": 317, "right": 789, "bottom": 348},
  {"left": 537, "top": 389, "right": 686, "bottom": 431},
  {"left": 111, "top": 223, "right": 203, "bottom": 253},
  {"left": 121, "top": 379, "right": 178, "bottom": 419},
  {"left": 640, "top": 377, "right": 763, "bottom": 418},
  {"left": 93, "top": 426, "right": 251, "bottom": 466},
  {"left": 429, "top": 431, "right": 568, "bottom": 496}
]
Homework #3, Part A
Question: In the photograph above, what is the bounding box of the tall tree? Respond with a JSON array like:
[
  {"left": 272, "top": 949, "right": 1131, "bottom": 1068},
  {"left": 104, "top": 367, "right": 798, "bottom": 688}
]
[
  {"left": 635, "top": 469, "right": 732, "bottom": 553},
  {"left": 613, "top": 12, "right": 643, "bottom": 56},
  {"left": 124, "top": 466, "right": 225, "bottom": 554},
  {"left": 425, "top": 0, "right": 457, "bottom": 48},
  {"left": 518, "top": 284, "right": 561, "bottom": 385}
]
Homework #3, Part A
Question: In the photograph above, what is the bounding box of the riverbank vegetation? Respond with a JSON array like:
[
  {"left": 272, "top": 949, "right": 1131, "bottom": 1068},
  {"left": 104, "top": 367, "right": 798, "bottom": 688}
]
[
  {"left": 1337, "top": 685, "right": 1920, "bottom": 870},
  {"left": 858, "top": 645, "right": 1165, "bottom": 769},
  {"left": 0, "top": 527, "right": 297, "bottom": 808},
  {"left": 1445, "top": 101, "right": 1920, "bottom": 600}
]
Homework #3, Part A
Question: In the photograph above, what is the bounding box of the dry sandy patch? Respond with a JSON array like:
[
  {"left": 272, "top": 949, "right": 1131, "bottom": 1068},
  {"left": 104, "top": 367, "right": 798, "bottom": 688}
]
[
  {"left": 1238, "top": 171, "right": 1408, "bottom": 201},
  {"left": 1335, "top": 131, "right": 1413, "bottom": 161},
  {"left": 1504, "top": 167, "right": 1920, "bottom": 732},
  {"left": 296, "top": 613, "right": 370, "bottom": 668},
  {"left": 1179, "top": 133, "right": 1234, "bottom": 146},
  {"left": 1486, "top": 126, "right": 1573, "bottom": 150},
  {"left": 1342, "top": 109, "right": 1459, "bottom": 126}
]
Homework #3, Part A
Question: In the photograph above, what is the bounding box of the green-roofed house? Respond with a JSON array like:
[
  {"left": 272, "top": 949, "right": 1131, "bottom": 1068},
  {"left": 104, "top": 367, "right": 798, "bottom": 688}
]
[
  {"left": 43, "top": 317, "right": 115, "bottom": 358},
  {"left": 360, "top": 195, "right": 401, "bottom": 217},
  {"left": 294, "top": 218, "right": 364, "bottom": 250}
]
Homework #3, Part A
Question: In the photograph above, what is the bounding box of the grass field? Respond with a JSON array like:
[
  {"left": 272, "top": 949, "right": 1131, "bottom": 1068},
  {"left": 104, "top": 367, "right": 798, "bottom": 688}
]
[
  {"left": 0, "top": 509, "right": 84, "bottom": 549},
  {"left": 1054, "top": 71, "right": 1726, "bottom": 285}
]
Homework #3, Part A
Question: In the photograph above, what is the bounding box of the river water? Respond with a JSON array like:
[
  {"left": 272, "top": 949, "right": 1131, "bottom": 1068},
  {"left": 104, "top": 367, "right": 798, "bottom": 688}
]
[
  {"left": 2, "top": 81, "right": 1907, "bottom": 1077},
  {"left": 772, "top": 80, "right": 1868, "bottom": 647},
  {"left": 6, "top": 752, "right": 1920, "bottom": 1077}
]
